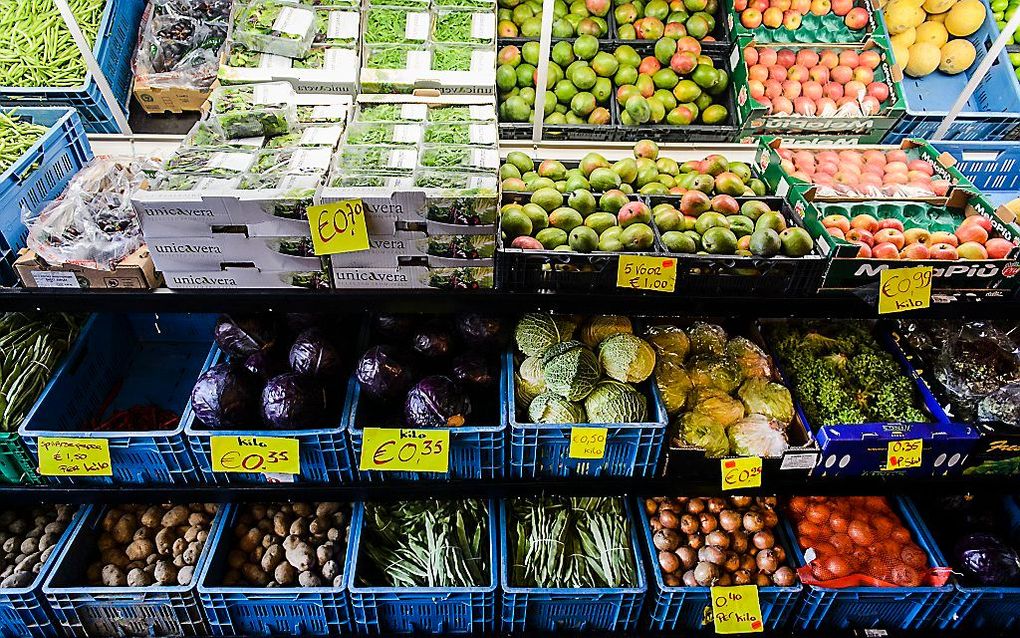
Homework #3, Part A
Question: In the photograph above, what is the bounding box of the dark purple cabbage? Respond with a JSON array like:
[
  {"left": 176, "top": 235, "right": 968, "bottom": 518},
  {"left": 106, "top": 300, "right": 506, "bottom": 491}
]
[
  {"left": 261, "top": 372, "right": 327, "bottom": 429},
  {"left": 374, "top": 314, "right": 414, "bottom": 340},
  {"left": 404, "top": 375, "right": 471, "bottom": 428},
  {"left": 289, "top": 328, "right": 341, "bottom": 379},
  {"left": 244, "top": 349, "right": 285, "bottom": 382},
  {"left": 412, "top": 325, "right": 453, "bottom": 359},
  {"left": 214, "top": 314, "right": 277, "bottom": 357},
  {"left": 455, "top": 314, "right": 506, "bottom": 350},
  {"left": 451, "top": 353, "right": 498, "bottom": 388},
  {"left": 356, "top": 346, "right": 414, "bottom": 400},
  {"left": 955, "top": 532, "right": 1020, "bottom": 586},
  {"left": 190, "top": 363, "right": 259, "bottom": 428}
]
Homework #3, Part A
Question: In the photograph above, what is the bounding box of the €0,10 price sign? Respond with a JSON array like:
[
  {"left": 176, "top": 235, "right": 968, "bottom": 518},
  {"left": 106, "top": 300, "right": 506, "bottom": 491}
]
[
  {"left": 360, "top": 428, "right": 450, "bottom": 473},
  {"left": 210, "top": 436, "right": 300, "bottom": 474},
  {"left": 37, "top": 437, "right": 112, "bottom": 476},
  {"left": 616, "top": 255, "right": 677, "bottom": 292},
  {"left": 879, "top": 266, "right": 932, "bottom": 314},
  {"left": 721, "top": 457, "right": 762, "bottom": 490},
  {"left": 886, "top": 438, "right": 923, "bottom": 470},
  {"left": 306, "top": 200, "right": 369, "bottom": 255}
]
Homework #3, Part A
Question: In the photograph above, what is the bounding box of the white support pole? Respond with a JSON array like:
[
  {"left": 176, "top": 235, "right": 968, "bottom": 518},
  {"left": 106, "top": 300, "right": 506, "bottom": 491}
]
[
  {"left": 530, "top": 0, "right": 556, "bottom": 145},
  {"left": 53, "top": 0, "right": 133, "bottom": 136},
  {"left": 931, "top": 8, "right": 1020, "bottom": 141}
]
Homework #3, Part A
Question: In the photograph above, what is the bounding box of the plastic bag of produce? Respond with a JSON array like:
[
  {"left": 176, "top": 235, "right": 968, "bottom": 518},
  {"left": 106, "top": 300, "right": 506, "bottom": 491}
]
[
  {"left": 978, "top": 384, "right": 1020, "bottom": 427},
  {"left": 935, "top": 322, "right": 1020, "bottom": 418},
  {"left": 132, "top": 0, "right": 230, "bottom": 90},
  {"left": 728, "top": 414, "right": 788, "bottom": 457},
  {"left": 25, "top": 157, "right": 160, "bottom": 270}
]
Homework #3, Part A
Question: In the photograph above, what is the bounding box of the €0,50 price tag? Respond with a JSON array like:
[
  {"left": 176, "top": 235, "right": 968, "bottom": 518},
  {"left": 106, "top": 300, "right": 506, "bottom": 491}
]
[
  {"left": 38, "top": 437, "right": 112, "bottom": 476},
  {"left": 710, "top": 585, "right": 764, "bottom": 634},
  {"left": 721, "top": 457, "right": 762, "bottom": 491},
  {"left": 569, "top": 427, "right": 607, "bottom": 459},
  {"left": 616, "top": 255, "right": 677, "bottom": 293},
  {"left": 360, "top": 428, "right": 450, "bottom": 473},
  {"left": 879, "top": 265, "right": 932, "bottom": 315},
  {"left": 211, "top": 436, "right": 300, "bottom": 474},
  {"left": 306, "top": 199, "right": 370, "bottom": 255},
  {"left": 886, "top": 438, "right": 923, "bottom": 470}
]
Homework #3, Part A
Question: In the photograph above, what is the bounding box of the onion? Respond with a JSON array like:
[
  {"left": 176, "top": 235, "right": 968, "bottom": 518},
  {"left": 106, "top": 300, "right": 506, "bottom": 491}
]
[
  {"left": 733, "top": 569, "right": 752, "bottom": 585},
  {"left": 753, "top": 530, "right": 775, "bottom": 550},
  {"left": 664, "top": 574, "right": 682, "bottom": 587},
  {"left": 659, "top": 550, "right": 681, "bottom": 574},
  {"left": 716, "top": 573, "right": 733, "bottom": 586},
  {"left": 743, "top": 511, "right": 765, "bottom": 533},
  {"left": 755, "top": 572, "right": 772, "bottom": 586},
  {"left": 706, "top": 530, "right": 730, "bottom": 549},
  {"left": 645, "top": 499, "right": 659, "bottom": 515},
  {"left": 699, "top": 512, "right": 719, "bottom": 534},
  {"left": 680, "top": 514, "right": 699, "bottom": 535},
  {"left": 682, "top": 569, "right": 699, "bottom": 587},
  {"left": 731, "top": 531, "right": 749, "bottom": 554},
  {"left": 688, "top": 533, "right": 704, "bottom": 549},
  {"left": 654, "top": 529, "right": 681, "bottom": 552},
  {"left": 719, "top": 510, "right": 742, "bottom": 532},
  {"left": 677, "top": 546, "right": 697, "bottom": 569},
  {"left": 694, "top": 561, "right": 720, "bottom": 586},
  {"left": 707, "top": 497, "right": 727, "bottom": 514},
  {"left": 757, "top": 549, "right": 780, "bottom": 574},
  {"left": 773, "top": 566, "right": 797, "bottom": 587},
  {"left": 659, "top": 510, "right": 679, "bottom": 530},
  {"left": 699, "top": 546, "right": 726, "bottom": 565},
  {"left": 732, "top": 496, "right": 753, "bottom": 508},
  {"left": 724, "top": 551, "right": 741, "bottom": 573},
  {"left": 687, "top": 498, "right": 706, "bottom": 514}
]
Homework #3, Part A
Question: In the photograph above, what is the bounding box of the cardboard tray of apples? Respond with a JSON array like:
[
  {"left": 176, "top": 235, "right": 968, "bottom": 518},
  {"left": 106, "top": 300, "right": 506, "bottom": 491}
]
[
  {"left": 731, "top": 37, "right": 908, "bottom": 142},
  {"left": 727, "top": 0, "right": 884, "bottom": 43}
]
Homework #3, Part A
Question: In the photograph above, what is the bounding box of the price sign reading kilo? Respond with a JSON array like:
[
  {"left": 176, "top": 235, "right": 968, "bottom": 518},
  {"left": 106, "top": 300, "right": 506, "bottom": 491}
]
[
  {"left": 360, "top": 428, "right": 450, "bottom": 473},
  {"left": 721, "top": 457, "right": 762, "bottom": 490},
  {"left": 710, "top": 585, "right": 763, "bottom": 634},
  {"left": 879, "top": 266, "right": 932, "bottom": 314},
  {"left": 210, "top": 436, "right": 300, "bottom": 474}
]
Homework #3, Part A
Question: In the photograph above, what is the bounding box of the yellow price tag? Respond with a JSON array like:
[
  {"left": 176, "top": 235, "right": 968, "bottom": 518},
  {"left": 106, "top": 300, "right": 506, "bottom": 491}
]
[
  {"left": 37, "top": 437, "right": 112, "bottom": 476},
  {"left": 710, "top": 585, "right": 764, "bottom": 634},
  {"left": 306, "top": 199, "right": 370, "bottom": 255},
  {"left": 721, "top": 457, "right": 762, "bottom": 490},
  {"left": 616, "top": 254, "right": 677, "bottom": 292},
  {"left": 360, "top": 428, "right": 450, "bottom": 473},
  {"left": 886, "top": 438, "right": 923, "bottom": 470},
  {"left": 569, "top": 427, "right": 607, "bottom": 459},
  {"left": 879, "top": 265, "right": 932, "bottom": 314},
  {"left": 210, "top": 436, "right": 300, "bottom": 474}
]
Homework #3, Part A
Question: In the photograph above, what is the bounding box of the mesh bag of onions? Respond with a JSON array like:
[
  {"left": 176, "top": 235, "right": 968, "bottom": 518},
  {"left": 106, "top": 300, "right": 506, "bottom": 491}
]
[{"left": 787, "top": 496, "right": 951, "bottom": 588}]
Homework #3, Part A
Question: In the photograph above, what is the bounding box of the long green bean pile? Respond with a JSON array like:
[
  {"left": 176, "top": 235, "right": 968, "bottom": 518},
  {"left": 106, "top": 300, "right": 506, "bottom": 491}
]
[
  {"left": 509, "top": 496, "right": 637, "bottom": 589},
  {"left": 359, "top": 499, "right": 489, "bottom": 588},
  {"left": 0, "top": 111, "right": 47, "bottom": 175},
  {"left": 0, "top": 313, "right": 82, "bottom": 431},
  {"left": 0, "top": 0, "right": 105, "bottom": 88}
]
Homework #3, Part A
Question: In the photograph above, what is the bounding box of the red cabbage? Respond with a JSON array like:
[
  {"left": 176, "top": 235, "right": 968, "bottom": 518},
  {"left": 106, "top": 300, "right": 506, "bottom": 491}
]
[
  {"left": 214, "top": 314, "right": 278, "bottom": 357},
  {"left": 356, "top": 346, "right": 414, "bottom": 400},
  {"left": 289, "top": 328, "right": 341, "bottom": 380},
  {"left": 412, "top": 326, "right": 453, "bottom": 359},
  {"left": 374, "top": 314, "right": 414, "bottom": 340},
  {"left": 244, "top": 349, "right": 285, "bottom": 382},
  {"left": 190, "top": 363, "right": 259, "bottom": 428},
  {"left": 261, "top": 372, "right": 327, "bottom": 429},
  {"left": 455, "top": 314, "right": 507, "bottom": 350},
  {"left": 404, "top": 375, "right": 472, "bottom": 428},
  {"left": 451, "top": 353, "right": 498, "bottom": 388}
]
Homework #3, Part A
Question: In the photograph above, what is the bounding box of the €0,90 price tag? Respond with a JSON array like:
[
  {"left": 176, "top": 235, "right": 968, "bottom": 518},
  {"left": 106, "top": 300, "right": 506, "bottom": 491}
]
[
  {"left": 569, "top": 427, "right": 608, "bottom": 459},
  {"left": 710, "top": 585, "right": 764, "bottom": 634},
  {"left": 360, "top": 428, "right": 450, "bottom": 473},
  {"left": 210, "top": 436, "right": 300, "bottom": 474},
  {"left": 306, "top": 199, "right": 370, "bottom": 255},
  {"left": 37, "top": 437, "right": 112, "bottom": 476},
  {"left": 886, "top": 438, "right": 923, "bottom": 470},
  {"left": 879, "top": 265, "right": 932, "bottom": 315},
  {"left": 721, "top": 457, "right": 762, "bottom": 491},
  {"left": 616, "top": 255, "right": 677, "bottom": 293}
]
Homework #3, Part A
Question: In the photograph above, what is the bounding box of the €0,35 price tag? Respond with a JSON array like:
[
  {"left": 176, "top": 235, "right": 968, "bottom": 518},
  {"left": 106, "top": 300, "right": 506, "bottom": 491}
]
[
  {"left": 360, "top": 428, "right": 450, "bottom": 473},
  {"left": 616, "top": 255, "right": 677, "bottom": 293},
  {"left": 210, "top": 436, "right": 300, "bottom": 474},
  {"left": 709, "top": 585, "right": 764, "bottom": 634},
  {"left": 886, "top": 438, "right": 923, "bottom": 470},
  {"left": 879, "top": 265, "right": 932, "bottom": 315},
  {"left": 569, "top": 427, "right": 607, "bottom": 459},
  {"left": 306, "top": 199, "right": 370, "bottom": 255},
  {"left": 721, "top": 457, "right": 762, "bottom": 491},
  {"left": 37, "top": 437, "right": 112, "bottom": 476}
]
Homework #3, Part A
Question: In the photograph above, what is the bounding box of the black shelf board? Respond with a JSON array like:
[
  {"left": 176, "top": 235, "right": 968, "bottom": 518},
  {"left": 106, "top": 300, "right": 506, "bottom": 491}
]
[{"left": 1, "top": 287, "right": 1018, "bottom": 318}]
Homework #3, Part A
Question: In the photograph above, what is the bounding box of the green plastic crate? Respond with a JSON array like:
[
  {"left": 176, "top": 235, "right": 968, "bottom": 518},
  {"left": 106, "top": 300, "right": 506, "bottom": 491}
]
[{"left": 0, "top": 432, "right": 41, "bottom": 484}]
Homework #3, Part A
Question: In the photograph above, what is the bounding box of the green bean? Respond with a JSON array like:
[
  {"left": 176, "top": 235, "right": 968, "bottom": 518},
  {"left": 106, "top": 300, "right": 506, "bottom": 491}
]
[
  {"left": 424, "top": 123, "right": 470, "bottom": 145},
  {"left": 0, "top": 0, "right": 104, "bottom": 88},
  {"left": 357, "top": 104, "right": 402, "bottom": 122},
  {"left": 0, "top": 110, "right": 47, "bottom": 174}
]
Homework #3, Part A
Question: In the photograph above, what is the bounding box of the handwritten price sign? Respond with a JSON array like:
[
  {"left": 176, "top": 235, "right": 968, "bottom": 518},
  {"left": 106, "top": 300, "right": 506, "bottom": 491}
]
[
  {"left": 210, "top": 436, "right": 300, "bottom": 474},
  {"left": 616, "top": 255, "right": 677, "bottom": 292},
  {"left": 886, "top": 438, "right": 923, "bottom": 470},
  {"left": 306, "top": 199, "right": 370, "bottom": 255},
  {"left": 569, "top": 427, "right": 607, "bottom": 459},
  {"left": 710, "top": 585, "right": 764, "bottom": 634},
  {"left": 38, "top": 437, "right": 112, "bottom": 476},
  {"left": 721, "top": 457, "right": 762, "bottom": 490},
  {"left": 879, "top": 266, "right": 932, "bottom": 314},
  {"left": 360, "top": 428, "right": 450, "bottom": 473}
]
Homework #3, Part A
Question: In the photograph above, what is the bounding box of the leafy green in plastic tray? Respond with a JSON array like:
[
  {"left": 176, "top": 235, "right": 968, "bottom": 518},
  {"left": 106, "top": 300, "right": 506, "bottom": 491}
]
[
  {"left": 210, "top": 84, "right": 296, "bottom": 139},
  {"left": 423, "top": 266, "right": 494, "bottom": 289}
]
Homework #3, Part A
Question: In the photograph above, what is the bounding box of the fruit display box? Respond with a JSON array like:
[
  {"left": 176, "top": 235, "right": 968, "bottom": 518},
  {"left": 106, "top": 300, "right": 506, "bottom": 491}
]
[
  {"left": 726, "top": 0, "right": 885, "bottom": 43},
  {"left": 732, "top": 37, "right": 906, "bottom": 143}
]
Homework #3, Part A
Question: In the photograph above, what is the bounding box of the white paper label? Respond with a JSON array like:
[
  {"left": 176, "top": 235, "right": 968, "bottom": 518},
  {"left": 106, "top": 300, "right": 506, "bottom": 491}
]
[
  {"left": 471, "top": 13, "right": 495, "bottom": 40},
  {"left": 408, "top": 50, "right": 431, "bottom": 71},
  {"left": 277, "top": 174, "right": 320, "bottom": 190},
  {"left": 253, "top": 83, "right": 291, "bottom": 105},
  {"left": 393, "top": 124, "right": 422, "bottom": 144},
  {"left": 466, "top": 175, "right": 490, "bottom": 189},
  {"left": 208, "top": 152, "right": 254, "bottom": 172},
  {"left": 327, "top": 11, "right": 359, "bottom": 39},
  {"left": 780, "top": 452, "right": 820, "bottom": 471},
  {"left": 234, "top": 136, "right": 266, "bottom": 147},
  {"left": 471, "top": 148, "right": 499, "bottom": 169},
  {"left": 469, "top": 124, "right": 496, "bottom": 145},
  {"left": 273, "top": 6, "right": 314, "bottom": 37},
  {"left": 288, "top": 148, "right": 333, "bottom": 173},
  {"left": 323, "top": 48, "right": 356, "bottom": 71},
  {"left": 259, "top": 54, "right": 292, "bottom": 69},
  {"left": 401, "top": 104, "right": 429, "bottom": 120},
  {"left": 30, "top": 271, "right": 80, "bottom": 288},
  {"left": 299, "top": 125, "right": 342, "bottom": 146},
  {"left": 405, "top": 12, "right": 430, "bottom": 41},
  {"left": 471, "top": 50, "right": 496, "bottom": 73},
  {"left": 309, "top": 105, "right": 346, "bottom": 121},
  {"left": 389, "top": 148, "right": 417, "bottom": 169},
  {"left": 469, "top": 105, "right": 496, "bottom": 121}
]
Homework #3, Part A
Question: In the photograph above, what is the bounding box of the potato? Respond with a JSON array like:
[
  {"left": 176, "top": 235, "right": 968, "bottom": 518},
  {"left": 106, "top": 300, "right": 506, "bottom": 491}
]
[
  {"left": 140, "top": 507, "right": 163, "bottom": 529},
  {"left": 285, "top": 543, "right": 314, "bottom": 572},
  {"left": 239, "top": 529, "right": 262, "bottom": 553},
  {"left": 112, "top": 515, "right": 136, "bottom": 544},
  {"left": 243, "top": 563, "right": 270, "bottom": 586},
  {"left": 154, "top": 561, "right": 178, "bottom": 585},
  {"left": 161, "top": 506, "right": 189, "bottom": 529},
  {"left": 155, "top": 528, "right": 176, "bottom": 556},
  {"left": 178, "top": 565, "right": 195, "bottom": 586},
  {"left": 127, "top": 568, "right": 153, "bottom": 587},
  {"left": 102, "top": 565, "right": 126, "bottom": 587},
  {"left": 126, "top": 539, "right": 155, "bottom": 561},
  {"left": 261, "top": 545, "right": 284, "bottom": 572},
  {"left": 274, "top": 561, "right": 297, "bottom": 585}
]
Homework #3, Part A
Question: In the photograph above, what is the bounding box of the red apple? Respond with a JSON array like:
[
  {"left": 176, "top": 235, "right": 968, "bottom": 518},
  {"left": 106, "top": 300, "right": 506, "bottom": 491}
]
[
  {"left": 782, "top": 10, "right": 802, "bottom": 29},
  {"left": 961, "top": 215, "right": 993, "bottom": 232},
  {"left": 986, "top": 237, "right": 1015, "bottom": 258},
  {"left": 874, "top": 228, "right": 905, "bottom": 249},
  {"left": 929, "top": 243, "right": 959, "bottom": 260},
  {"left": 877, "top": 218, "right": 904, "bottom": 232},
  {"left": 819, "top": 50, "right": 839, "bottom": 69},
  {"left": 867, "top": 82, "right": 890, "bottom": 103},
  {"left": 796, "top": 49, "right": 820, "bottom": 67},
  {"left": 831, "top": 0, "right": 853, "bottom": 15},
  {"left": 956, "top": 223, "right": 989, "bottom": 245},
  {"left": 822, "top": 214, "right": 851, "bottom": 233},
  {"left": 846, "top": 228, "right": 875, "bottom": 246},
  {"left": 810, "top": 0, "right": 831, "bottom": 15},
  {"left": 900, "top": 243, "right": 930, "bottom": 259},
  {"left": 903, "top": 227, "right": 930, "bottom": 245},
  {"left": 872, "top": 242, "right": 900, "bottom": 259},
  {"left": 844, "top": 6, "right": 869, "bottom": 28},
  {"left": 850, "top": 214, "right": 879, "bottom": 233},
  {"left": 852, "top": 241, "right": 872, "bottom": 257},
  {"left": 927, "top": 231, "right": 959, "bottom": 247},
  {"left": 762, "top": 6, "right": 783, "bottom": 27}
]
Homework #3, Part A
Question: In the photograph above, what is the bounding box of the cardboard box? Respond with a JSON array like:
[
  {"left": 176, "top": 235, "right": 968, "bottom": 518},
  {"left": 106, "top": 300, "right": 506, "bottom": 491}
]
[
  {"left": 163, "top": 264, "right": 331, "bottom": 289},
  {"left": 133, "top": 80, "right": 211, "bottom": 114},
  {"left": 15, "top": 247, "right": 161, "bottom": 289},
  {"left": 148, "top": 231, "right": 324, "bottom": 272},
  {"left": 812, "top": 421, "right": 980, "bottom": 478},
  {"left": 332, "top": 264, "right": 494, "bottom": 289}
]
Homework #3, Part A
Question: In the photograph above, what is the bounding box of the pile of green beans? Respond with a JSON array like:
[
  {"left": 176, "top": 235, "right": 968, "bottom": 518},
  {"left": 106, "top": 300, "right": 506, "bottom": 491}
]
[
  {"left": 0, "top": 0, "right": 105, "bottom": 88},
  {"left": 359, "top": 499, "right": 489, "bottom": 588},
  {"left": 0, "top": 313, "right": 82, "bottom": 431},
  {"left": 0, "top": 111, "right": 47, "bottom": 175}
]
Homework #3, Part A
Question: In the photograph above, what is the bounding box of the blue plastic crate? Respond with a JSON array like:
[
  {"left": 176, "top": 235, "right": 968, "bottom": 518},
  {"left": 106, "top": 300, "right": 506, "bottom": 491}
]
[
  {"left": 637, "top": 497, "right": 802, "bottom": 631},
  {"left": 184, "top": 346, "right": 355, "bottom": 485},
  {"left": 500, "top": 498, "right": 647, "bottom": 632},
  {"left": 929, "top": 141, "right": 1020, "bottom": 206},
  {"left": 347, "top": 500, "right": 498, "bottom": 635},
  {"left": 790, "top": 496, "right": 953, "bottom": 630},
  {"left": 0, "top": 0, "right": 144, "bottom": 134},
  {"left": 18, "top": 313, "right": 213, "bottom": 485},
  {"left": 0, "top": 250, "right": 16, "bottom": 287},
  {"left": 0, "top": 107, "right": 92, "bottom": 255},
  {"left": 197, "top": 502, "right": 356, "bottom": 636},
  {"left": 345, "top": 365, "right": 507, "bottom": 482},
  {"left": 0, "top": 505, "right": 83, "bottom": 638},
  {"left": 880, "top": 0, "right": 1020, "bottom": 142},
  {"left": 42, "top": 503, "right": 226, "bottom": 638},
  {"left": 505, "top": 351, "right": 667, "bottom": 478}
]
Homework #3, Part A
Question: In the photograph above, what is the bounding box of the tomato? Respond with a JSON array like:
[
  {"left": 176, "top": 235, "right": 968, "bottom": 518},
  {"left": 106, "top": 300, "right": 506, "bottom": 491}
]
[
  {"left": 848, "top": 520, "right": 876, "bottom": 546},
  {"left": 806, "top": 503, "right": 831, "bottom": 525}
]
